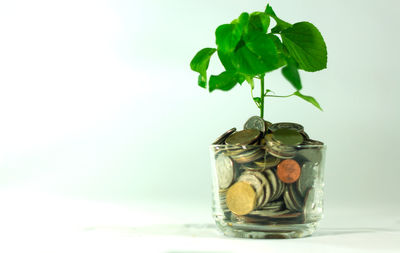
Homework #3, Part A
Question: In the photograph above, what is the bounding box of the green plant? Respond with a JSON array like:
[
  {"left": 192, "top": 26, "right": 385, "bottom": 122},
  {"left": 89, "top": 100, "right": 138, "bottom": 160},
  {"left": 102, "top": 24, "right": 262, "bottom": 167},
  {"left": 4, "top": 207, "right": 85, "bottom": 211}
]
[{"left": 190, "top": 4, "right": 327, "bottom": 119}]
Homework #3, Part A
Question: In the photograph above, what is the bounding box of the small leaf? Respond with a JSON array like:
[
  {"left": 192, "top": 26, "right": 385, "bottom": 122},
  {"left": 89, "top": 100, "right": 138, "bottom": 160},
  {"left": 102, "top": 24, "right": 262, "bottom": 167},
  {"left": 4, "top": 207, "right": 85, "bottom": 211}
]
[
  {"left": 215, "top": 24, "right": 242, "bottom": 53},
  {"left": 294, "top": 91, "right": 323, "bottom": 110},
  {"left": 190, "top": 48, "right": 217, "bottom": 88},
  {"left": 281, "top": 22, "right": 327, "bottom": 72},
  {"left": 248, "top": 12, "right": 270, "bottom": 33},
  {"left": 253, "top": 97, "right": 262, "bottom": 107},
  {"left": 245, "top": 75, "right": 254, "bottom": 90},
  {"left": 265, "top": 4, "right": 292, "bottom": 33},
  {"left": 282, "top": 58, "right": 302, "bottom": 90},
  {"left": 209, "top": 71, "right": 240, "bottom": 92},
  {"left": 264, "top": 89, "right": 273, "bottom": 96}
]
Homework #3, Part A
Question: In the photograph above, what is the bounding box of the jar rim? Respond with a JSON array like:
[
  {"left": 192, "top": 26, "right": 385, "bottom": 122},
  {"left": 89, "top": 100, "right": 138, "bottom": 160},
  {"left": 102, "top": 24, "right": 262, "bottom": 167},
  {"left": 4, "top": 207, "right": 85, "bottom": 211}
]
[{"left": 210, "top": 143, "right": 327, "bottom": 149}]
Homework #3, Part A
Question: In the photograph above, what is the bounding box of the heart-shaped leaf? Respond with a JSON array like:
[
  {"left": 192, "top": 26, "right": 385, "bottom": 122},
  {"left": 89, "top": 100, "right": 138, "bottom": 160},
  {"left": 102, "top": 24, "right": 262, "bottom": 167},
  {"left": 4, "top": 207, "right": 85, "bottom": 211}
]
[{"left": 281, "top": 22, "right": 327, "bottom": 72}]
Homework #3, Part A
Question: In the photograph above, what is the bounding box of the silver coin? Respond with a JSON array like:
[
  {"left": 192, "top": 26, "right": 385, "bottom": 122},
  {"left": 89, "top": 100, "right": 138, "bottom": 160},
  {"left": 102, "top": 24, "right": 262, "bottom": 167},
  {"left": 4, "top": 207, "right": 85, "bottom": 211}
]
[
  {"left": 277, "top": 183, "right": 286, "bottom": 202},
  {"left": 267, "top": 148, "right": 295, "bottom": 159},
  {"left": 297, "top": 161, "right": 317, "bottom": 197},
  {"left": 268, "top": 122, "right": 304, "bottom": 133},
  {"left": 288, "top": 184, "right": 303, "bottom": 211},
  {"left": 265, "top": 134, "right": 296, "bottom": 159},
  {"left": 260, "top": 200, "right": 285, "bottom": 211},
  {"left": 215, "top": 153, "right": 234, "bottom": 189},
  {"left": 266, "top": 145, "right": 296, "bottom": 159},
  {"left": 230, "top": 148, "right": 265, "bottom": 164},
  {"left": 245, "top": 170, "right": 271, "bottom": 207},
  {"left": 262, "top": 179, "right": 272, "bottom": 207},
  {"left": 238, "top": 174, "right": 264, "bottom": 207},
  {"left": 224, "top": 147, "right": 248, "bottom": 156},
  {"left": 265, "top": 169, "right": 278, "bottom": 201},
  {"left": 245, "top": 171, "right": 270, "bottom": 207},
  {"left": 283, "top": 185, "right": 303, "bottom": 212},
  {"left": 249, "top": 209, "right": 290, "bottom": 217},
  {"left": 283, "top": 189, "right": 297, "bottom": 212},
  {"left": 212, "top": 128, "right": 237, "bottom": 145},
  {"left": 242, "top": 171, "right": 271, "bottom": 207},
  {"left": 241, "top": 163, "right": 265, "bottom": 172},
  {"left": 274, "top": 168, "right": 285, "bottom": 199},
  {"left": 244, "top": 116, "right": 266, "bottom": 133},
  {"left": 267, "top": 211, "right": 302, "bottom": 219},
  {"left": 254, "top": 155, "right": 281, "bottom": 169}
]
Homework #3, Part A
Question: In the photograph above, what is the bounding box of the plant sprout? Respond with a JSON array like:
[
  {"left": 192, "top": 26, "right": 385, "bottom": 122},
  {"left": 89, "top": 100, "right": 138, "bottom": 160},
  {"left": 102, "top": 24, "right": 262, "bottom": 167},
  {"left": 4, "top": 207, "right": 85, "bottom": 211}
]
[{"left": 190, "top": 4, "right": 327, "bottom": 119}]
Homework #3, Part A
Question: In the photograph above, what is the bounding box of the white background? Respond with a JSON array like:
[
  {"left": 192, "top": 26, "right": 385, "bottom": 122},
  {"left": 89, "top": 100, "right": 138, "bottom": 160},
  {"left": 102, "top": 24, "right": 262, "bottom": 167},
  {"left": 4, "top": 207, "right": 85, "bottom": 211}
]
[{"left": 0, "top": 0, "right": 399, "bottom": 251}]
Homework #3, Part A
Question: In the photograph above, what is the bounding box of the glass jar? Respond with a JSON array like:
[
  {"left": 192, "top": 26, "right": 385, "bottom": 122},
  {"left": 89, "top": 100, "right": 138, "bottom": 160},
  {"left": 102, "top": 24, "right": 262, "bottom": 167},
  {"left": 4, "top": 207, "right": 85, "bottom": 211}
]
[{"left": 210, "top": 143, "right": 326, "bottom": 239}]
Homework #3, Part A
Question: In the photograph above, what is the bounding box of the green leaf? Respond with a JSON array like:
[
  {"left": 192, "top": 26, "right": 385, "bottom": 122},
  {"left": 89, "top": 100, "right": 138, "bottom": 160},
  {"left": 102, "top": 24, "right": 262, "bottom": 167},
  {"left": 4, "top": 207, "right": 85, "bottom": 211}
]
[
  {"left": 215, "top": 24, "right": 242, "bottom": 53},
  {"left": 248, "top": 12, "right": 270, "bottom": 34},
  {"left": 237, "top": 73, "right": 246, "bottom": 84},
  {"left": 190, "top": 48, "right": 217, "bottom": 88},
  {"left": 282, "top": 58, "right": 302, "bottom": 90},
  {"left": 268, "top": 34, "right": 284, "bottom": 52},
  {"left": 281, "top": 22, "right": 327, "bottom": 72},
  {"left": 197, "top": 75, "right": 206, "bottom": 88},
  {"left": 217, "top": 50, "right": 236, "bottom": 71},
  {"left": 267, "top": 34, "right": 287, "bottom": 67},
  {"left": 233, "top": 45, "right": 265, "bottom": 75},
  {"left": 265, "top": 4, "right": 292, "bottom": 33},
  {"left": 231, "top": 12, "right": 250, "bottom": 35},
  {"left": 253, "top": 97, "right": 262, "bottom": 107},
  {"left": 217, "top": 32, "right": 284, "bottom": 76},
  {"left": 264, "top": 89, "right": 273, "bottom": 96},
  {"left": 264, "top": 4, "right": 276, "bottom": 16},
  {"left": 245, "top": 75, "right": 254, "bottom": 90},
  {"left": 241, "top": 32, "right": 284, "bottom": 73},
  {"left": 294, "top": 91, "right": 322, "bottom": 110},
  {"left": 209, "top": 71, "right": 241, "bottom": 92}
]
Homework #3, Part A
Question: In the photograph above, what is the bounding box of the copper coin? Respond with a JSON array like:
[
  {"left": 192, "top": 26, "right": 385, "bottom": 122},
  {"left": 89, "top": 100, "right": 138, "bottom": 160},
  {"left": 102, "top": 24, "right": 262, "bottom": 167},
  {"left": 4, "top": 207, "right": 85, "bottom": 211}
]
[{"left": 277, "top": 159, "right": 301, "bottom": 183}]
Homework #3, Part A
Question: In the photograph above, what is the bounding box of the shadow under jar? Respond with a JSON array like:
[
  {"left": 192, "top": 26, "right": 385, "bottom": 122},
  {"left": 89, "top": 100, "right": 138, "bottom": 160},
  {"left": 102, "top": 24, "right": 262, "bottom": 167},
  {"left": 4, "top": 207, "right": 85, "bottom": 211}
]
[{"left": 210, "top": 143, "right": 326, "bottom": 239}]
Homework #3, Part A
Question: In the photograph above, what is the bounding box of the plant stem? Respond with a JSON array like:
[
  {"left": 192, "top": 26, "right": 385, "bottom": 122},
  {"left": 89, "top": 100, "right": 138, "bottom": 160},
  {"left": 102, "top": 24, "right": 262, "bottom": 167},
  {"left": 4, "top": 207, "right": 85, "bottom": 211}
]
[{"left": 260, "top": 74, "right": 265, "bottom": 119}]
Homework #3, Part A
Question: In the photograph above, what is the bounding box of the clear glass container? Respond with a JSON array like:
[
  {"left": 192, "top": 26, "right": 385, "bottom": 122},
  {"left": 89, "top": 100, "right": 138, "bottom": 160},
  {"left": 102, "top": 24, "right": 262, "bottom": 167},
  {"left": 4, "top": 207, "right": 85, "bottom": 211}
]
[{"left": 210, "top": 143, "right": 326, "bottom": 239}]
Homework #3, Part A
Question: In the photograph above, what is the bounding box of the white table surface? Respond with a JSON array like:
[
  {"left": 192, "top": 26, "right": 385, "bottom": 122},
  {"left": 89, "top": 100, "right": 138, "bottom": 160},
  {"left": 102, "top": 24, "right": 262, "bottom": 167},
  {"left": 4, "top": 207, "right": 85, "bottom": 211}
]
[{"left": 1, "top": 189, "right": 399, "bottom": 253}]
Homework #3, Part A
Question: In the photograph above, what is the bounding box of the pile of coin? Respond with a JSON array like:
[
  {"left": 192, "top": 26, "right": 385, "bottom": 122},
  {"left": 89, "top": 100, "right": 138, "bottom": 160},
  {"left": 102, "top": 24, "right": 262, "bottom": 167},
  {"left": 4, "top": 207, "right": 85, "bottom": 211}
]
[{"left": 212, "top": 116, "right": 324, "bottom": 225}]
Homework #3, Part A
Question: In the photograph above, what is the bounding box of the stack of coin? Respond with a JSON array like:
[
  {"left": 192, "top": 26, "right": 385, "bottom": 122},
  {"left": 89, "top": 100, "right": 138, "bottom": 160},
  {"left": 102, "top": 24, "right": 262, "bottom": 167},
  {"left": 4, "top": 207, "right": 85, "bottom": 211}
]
[{"left": 212, "top": 116, "right": 324, "bottom": 225}]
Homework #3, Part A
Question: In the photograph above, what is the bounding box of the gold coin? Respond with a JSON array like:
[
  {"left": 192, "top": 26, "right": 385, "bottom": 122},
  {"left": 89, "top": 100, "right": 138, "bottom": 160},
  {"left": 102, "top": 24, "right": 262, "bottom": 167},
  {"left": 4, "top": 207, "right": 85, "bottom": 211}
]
[
  {"left": 225, "top": 129, "right": 261, "bottom": 145},
  {"left": 226, "top": 182, "right": 257, "bottom": 215},
  {"left": 272, "top": 129, "right": 304, "bottom": 146}
]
